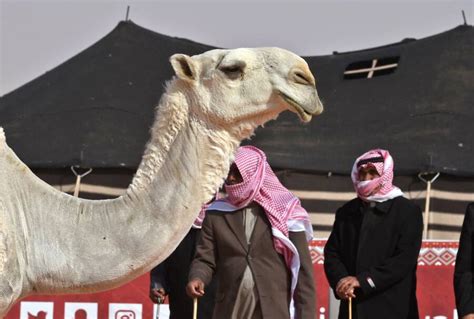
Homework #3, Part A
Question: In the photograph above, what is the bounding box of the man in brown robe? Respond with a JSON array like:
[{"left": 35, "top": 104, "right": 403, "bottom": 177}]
[{"left": 187, "top": 146, "right": 316, "bottom": 319}]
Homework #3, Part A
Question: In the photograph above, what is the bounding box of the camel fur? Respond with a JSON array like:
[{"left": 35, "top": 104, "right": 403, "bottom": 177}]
[{"left": 0, "top": 47, "right": 323, "bottom": 316}]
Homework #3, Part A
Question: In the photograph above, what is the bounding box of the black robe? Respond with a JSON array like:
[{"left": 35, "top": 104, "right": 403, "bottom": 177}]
[
  {"left": 324, "top": 196, "right": 423, "bottom": 319},
  {"left": 150, "top": 228, "right": 217, "bottom": 319},
  {"left": 454, "top": 203, "right": 474, "bottom": 317}
]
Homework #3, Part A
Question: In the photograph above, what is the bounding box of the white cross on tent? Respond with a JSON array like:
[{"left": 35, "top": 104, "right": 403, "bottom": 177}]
[{"left": 344, "top": 58, "right": 398, "bottom": 78}]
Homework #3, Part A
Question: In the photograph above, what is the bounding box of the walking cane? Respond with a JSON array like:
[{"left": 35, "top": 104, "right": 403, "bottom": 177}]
[
  {"left": 348, "top": 297, "right": 352, "bottom": 319},
  {"left": 193, "top": 297, "right": 198, "bottom": 319},
  {"left": 155, "top": 295, "right": 164, "bottom": 319},
  {"left": 155, "top": 303, "right": 160, "bottom": 319}
]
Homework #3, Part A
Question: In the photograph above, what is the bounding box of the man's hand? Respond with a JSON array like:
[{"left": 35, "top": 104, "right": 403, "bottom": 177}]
[
  {"left": 186, "top": 279, "right": 205, "bottom": 298},
  {"left": 149, "top": 287, "right": 167, "bottom": 304},
  {"left": 336, "top": 276, "right": 360, "bottom": 300},
  {"left": 462, "top": 314, "right": 474, "bottom": 319}
]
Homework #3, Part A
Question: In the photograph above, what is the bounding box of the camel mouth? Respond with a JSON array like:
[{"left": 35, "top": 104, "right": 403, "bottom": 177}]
[{"left": 279, "top": 92, "right": 313, "bottom": 123}]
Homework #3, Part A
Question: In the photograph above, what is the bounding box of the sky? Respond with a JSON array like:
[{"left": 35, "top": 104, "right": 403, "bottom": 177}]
[{"left": 0, "top": 0, "right": 472, "bottom": 96}]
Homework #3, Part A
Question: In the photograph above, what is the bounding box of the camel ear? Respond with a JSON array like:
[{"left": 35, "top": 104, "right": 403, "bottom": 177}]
[{"left": 170, "top": 54, "right": 198, "bottom": 81}]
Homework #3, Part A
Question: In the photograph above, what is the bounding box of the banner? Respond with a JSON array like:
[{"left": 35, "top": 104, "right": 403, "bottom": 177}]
[{"left": 6, "top": 240, "right": 459, "bottom": 319}]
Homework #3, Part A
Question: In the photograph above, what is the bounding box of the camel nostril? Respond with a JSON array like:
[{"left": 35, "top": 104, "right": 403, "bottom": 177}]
[{"left": 292, "top": 69, "right": 314, "bottom": 86}]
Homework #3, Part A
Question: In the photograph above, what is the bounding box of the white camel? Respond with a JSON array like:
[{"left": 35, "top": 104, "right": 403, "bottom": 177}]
[{"left": 0, "top": 47, "right": 323, "bottom": 316}]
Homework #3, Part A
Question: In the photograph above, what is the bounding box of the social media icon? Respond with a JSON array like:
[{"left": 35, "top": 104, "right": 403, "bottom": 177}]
[
  {"left": 28, "top": 311, "right": 47, "bottom": 319},
  {"left": 115, "top": 310, "right": 135, "bottom": 319},
  {"left": 109, "top": 304, "right": 142, "bottom": 319},
  {"left": 74, "top": 309, "right": 87, "bottom": 319},
  {"left": 20, "top": 302, "right": 54, "bottom": 319},
  {"left": 153, "top": 304, "right": 170, "bottom": 319},
  {"left": 64, "top": 302, "right": 98, "bottom": 319}
]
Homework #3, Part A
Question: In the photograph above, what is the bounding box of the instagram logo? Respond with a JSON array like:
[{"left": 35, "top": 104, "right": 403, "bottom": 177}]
[
  {"left": 108, "top": 304, "right": 142, "bottom": 319},
  {"left": 115, "top": 310, "right": 135, "bottom": 319}
]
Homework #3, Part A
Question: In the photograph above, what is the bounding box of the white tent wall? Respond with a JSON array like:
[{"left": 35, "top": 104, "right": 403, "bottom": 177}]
[{"left": 34, "top": 168, "right": 473, "bottom": 240}]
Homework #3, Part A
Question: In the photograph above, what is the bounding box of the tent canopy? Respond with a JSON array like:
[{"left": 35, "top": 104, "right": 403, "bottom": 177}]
[
  {"left": 1, "top": 21, "right": 472, "bottom": 176},
  {"left": 0, "top": 21, "right": 215, "bottom": 168}
]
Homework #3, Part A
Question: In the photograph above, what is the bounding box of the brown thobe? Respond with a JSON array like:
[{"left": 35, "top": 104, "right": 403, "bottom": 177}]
[
  {"left": 189, "top": 203, "right": 316, "bottom": 319},
  {"left": 231, "top": 205, "right": 259, "bottom": 318}
]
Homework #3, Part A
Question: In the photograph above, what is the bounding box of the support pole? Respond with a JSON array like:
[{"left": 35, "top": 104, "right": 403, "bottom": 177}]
[
  {"left": 125, "top": 5, "right": 130, "bottom": 21},
  {"left": 71, "top": 166, "right": 93, "bottom": 197},
  {"left": 418, "top": 172, "right": 440, "bottom": 239}
]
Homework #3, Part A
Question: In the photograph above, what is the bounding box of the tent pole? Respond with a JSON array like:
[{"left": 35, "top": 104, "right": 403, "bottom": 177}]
[
  {"left": 125, "top": 5, "right": 131, "bottom": 21},
  {"left": 71, "top": 166, "right": 93, "bottom": 197},
  {"left": 418, "top": 172, "right": 440, "bottom": 239}
]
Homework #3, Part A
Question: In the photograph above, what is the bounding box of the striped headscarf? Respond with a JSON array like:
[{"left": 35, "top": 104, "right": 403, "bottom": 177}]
[
  {"left": 208, "top": 146, "right": 312, "bottom": 316},
  {"left": 192, "top": 204, "right": 209, "bottom": 229},
  {"left": 193, "top": 193, "right": 221, "bottom": 229},
  {"left": 351, "top": 149, "right": 404, "bottom": 202}
]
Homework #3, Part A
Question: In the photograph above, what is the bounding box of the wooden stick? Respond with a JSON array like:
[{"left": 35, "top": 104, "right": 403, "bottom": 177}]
[
  {"left": 349, "top": 297, "right": 352, "bottom": 319},
  {"left": 73, "top": 175, "right": 81, "bottom": 197},
  {"left": 423, "top": 180, "right": 432, "bottom": 239},
  {"left": 193, "top": 297, "right": 198, "bottom": 319}
]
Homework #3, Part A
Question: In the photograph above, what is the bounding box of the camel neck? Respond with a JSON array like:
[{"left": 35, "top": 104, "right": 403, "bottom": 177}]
[
  {"left": 126, "top": 89, "right": 243, "bottom": 204},
  {"left": 15, "top": 91, "right": 240, "bottom": 295}
]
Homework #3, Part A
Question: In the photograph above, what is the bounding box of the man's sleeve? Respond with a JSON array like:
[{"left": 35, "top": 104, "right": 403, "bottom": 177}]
[
  {"left": 356, "top": 204, "right": 423, "bottom": 295},
  {"left": 454, "top": 203, "right": 474, "bottom": 317},
  {"left": 150, "top": 261, "right": 168, "bottom": 291},
  {"left": 290, "top": 231, "right": 316, "bottom": 319},
  {"left": 324, "top": 209, "right": 349, "bottom": 290},
  {"left": 188, "top": 214, "right": 217, "bottom": 286}
]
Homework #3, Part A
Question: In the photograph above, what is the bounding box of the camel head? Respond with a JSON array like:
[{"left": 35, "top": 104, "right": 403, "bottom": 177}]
[{"left": 169, "top": 47, "right": 323, "bottom": 136}]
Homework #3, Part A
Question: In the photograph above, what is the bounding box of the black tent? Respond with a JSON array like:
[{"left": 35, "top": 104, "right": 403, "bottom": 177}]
[
  {"left": 1, "top": 21, "right": 473, "bottom": 238},
  {"left": 0, "top": 21, "right": 472, "bottom": 175},
  {"left": 0, "top": 21, "right": 215, "bottom": 168},
  {"left": 251, "top": 24, "right": 474, "bottom": 176}
]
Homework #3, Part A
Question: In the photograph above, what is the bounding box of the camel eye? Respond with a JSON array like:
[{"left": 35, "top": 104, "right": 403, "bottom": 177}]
[
  {"left": 221, "top": 66, "right": 241, "bottom": 73},
  {"left": 218, "top": 61, "right": 246, "bottom": 80}
]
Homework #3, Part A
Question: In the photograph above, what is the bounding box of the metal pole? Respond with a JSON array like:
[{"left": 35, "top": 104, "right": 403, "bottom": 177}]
[
  {"left": 462, "top": 10, "right": 467, "bottom": 25},
  {"left": 125, "top": 5, "right": 130, "bottom": 21}
]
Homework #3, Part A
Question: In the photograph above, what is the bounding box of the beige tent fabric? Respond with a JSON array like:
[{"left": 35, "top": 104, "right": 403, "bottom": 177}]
[{"left": 35, "top": 169, "right": 473, "bottom": 240}]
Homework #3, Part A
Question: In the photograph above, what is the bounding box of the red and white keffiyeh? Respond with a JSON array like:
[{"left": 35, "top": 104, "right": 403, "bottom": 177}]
[
  {"left": 192, "top": 204, "right": 209, "bottom": 229},
  {"left": 192, "top": 192, "right": 221, "bottom": 229},
  {"left": 208, "top": 146, "right": 312, "bottom": 316},
  {"left": 351, "top": 149, "right": 404, "bottom": 202}
]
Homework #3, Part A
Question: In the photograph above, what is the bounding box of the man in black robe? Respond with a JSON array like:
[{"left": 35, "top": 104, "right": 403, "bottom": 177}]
[
  {"left": 324, "top": 149, "right": 423, "bottom": 319},
  {"left": 454, "top": 203, "right": 474, "bottom": 319}
]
